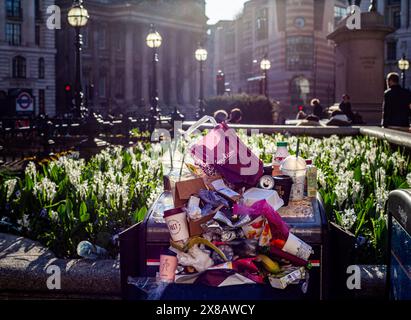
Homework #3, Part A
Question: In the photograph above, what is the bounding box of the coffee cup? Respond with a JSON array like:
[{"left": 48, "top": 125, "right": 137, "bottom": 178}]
[
  {"left": 273, "top": 175, "right": 293, "bottom": 206},
  {"left": 159, "top": 250, "right": 178, "bottom": 282},
  {"left": 164, "top": 207, "right": 189, "bottom": 242},
  {"left": 280, "top": 156, "right": 306, "bottom": 201}
]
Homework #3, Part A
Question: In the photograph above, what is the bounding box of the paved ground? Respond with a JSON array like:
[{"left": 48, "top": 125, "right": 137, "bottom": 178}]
[{"left": 0, "top": 233, "right": 121, "bottom": 299}]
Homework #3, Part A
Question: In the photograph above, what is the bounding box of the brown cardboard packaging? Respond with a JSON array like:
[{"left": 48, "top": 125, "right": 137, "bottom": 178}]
[
  {"left": 188, "top": 205, "right": 223, "bottom": 237},
  {"left": 172, "top": 177, "right": 207, "bottom": 208}
]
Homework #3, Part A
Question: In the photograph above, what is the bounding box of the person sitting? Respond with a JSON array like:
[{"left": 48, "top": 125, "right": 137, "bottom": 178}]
[
  {"left": 311, "top": 99, "right": 323, "bottom": 119},
  {"left": 228, "top": 108, "right": 243, "bottom": 124},
  {"left": 339, "top": 94, "right": 354, "bottom": 121},
  {"left": 213, "top": 109, "right": 228, "bottom": 123},
  {"left": 296, "top": 110, "right": 307, "bottom": 120},
  {"left": 296, "top": 114, "right": 323, "bottom": 127},
  {"left": 325, "top": 109, "right": 352, "bottom": 126}
]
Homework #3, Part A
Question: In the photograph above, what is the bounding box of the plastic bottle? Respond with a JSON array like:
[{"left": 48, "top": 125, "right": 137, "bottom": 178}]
[
  {"left": 305, "top": 159, "right": 317, "bottom": 198},
  {"left": 272, "top": 142, "right": 290, "bottom": 176}
]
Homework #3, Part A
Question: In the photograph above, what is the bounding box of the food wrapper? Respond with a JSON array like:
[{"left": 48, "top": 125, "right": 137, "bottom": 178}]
[
  {"left": 268, "top": 266, "right": 306, "bottom": 290},
  {"left": 214, "top": 211, "right": 251, "bottom": 229},
  {"left": 241, "top": 215, "right": 265, "bottom": 240},
  {"left": 211, "top": 179, "right": 241, "bottom": 202},
  {"left": 214, "top": 239, "right": 258, "bottom": 259},
  {"left": 212, "top": 244, "right": 234, "bottom": 264},
  {"left": 199, "top": 189, "right": 229, "bottom": 208},
  {"left": 258, "top": 221, "right": 272, "bottom": 247}
]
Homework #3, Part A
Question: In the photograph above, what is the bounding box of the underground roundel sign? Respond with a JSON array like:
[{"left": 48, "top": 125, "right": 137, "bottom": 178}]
[{"left": 16, "top": 92, "right": 34, "bottom": 112}]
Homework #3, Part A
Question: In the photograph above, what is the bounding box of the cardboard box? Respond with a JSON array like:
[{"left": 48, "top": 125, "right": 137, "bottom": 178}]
[
  {"left": 172, "top": 177, "right": 207, "bottom": 208},
  {"left": 188, "top": 205, "right": 223, "bottom": 237}
]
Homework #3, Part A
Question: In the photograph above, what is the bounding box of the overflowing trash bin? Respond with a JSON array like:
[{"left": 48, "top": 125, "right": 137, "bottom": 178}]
[
  {"left": 387, "top": 189, "right": 411, "bottom": 300},
  {"left": 119, "top": 116, "right": 329, "bottom": 300}
]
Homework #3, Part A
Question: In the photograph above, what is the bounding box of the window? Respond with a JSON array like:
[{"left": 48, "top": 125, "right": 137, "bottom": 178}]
[
  {"left": 115, "top": 70, "right": 124, "bottom": 98},
  {"left": 286, "top": 36, "right": 314, "bottom": 71},
  {"left": 39, "top": 89, "right": 45, "bottom": 115},
  {"left": 290, "top": 76, "right": 310, "bottom": 107},
  {"left": 256, "top": 8, "right": 268, "bottom": 41},
  {"left": 392, "top": 10, "right": 401, "bottom": 29},
  {"left": 6, "top": 0, "right": 21, "bottom": 18},
  {"left": 12, "top": 55, "right": 26, "bottom": 79},
  {"left": 225, "top": 29, "right": 235, "bottom": 54},
  {"left": 387, "top": 41, "right": 397, "bottom": 61},
  {"left": 35, "top": 0, "right": 41, "bottom": 20},
  {"left": 6, "top": 23, "right": 21, "bottom": 46},
  {"left": 334, "top": 6, "right": 347, "bottom": 26},
  {"left": 35, "top": 25, "right": 40, "bottom": 46},
  {"left": 38, "top": 58, "right": 45, "bottom": 79}
]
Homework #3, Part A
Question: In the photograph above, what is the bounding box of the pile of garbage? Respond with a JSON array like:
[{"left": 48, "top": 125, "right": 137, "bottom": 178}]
[{"left": 157, "top": 117, "right": 318, "bottom": 290}]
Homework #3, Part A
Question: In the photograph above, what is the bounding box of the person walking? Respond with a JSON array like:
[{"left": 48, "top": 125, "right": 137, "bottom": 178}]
[
  {"left": 382, "top": 72, "right": 411, "bottom": 128},
  {"left": 339, "top": 94, "right": 354, "bottom": 121}
]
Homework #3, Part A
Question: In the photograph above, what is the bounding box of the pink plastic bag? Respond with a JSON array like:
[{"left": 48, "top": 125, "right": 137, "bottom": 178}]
[
  {"left": 190, "top": 122, "right": 263, "bottom": 188},
  {"left": 234, "top": 200, "right": 313, "bottom": 261},
  {"left": 233, "top": 200, "right": 289, "bottom": 241}
]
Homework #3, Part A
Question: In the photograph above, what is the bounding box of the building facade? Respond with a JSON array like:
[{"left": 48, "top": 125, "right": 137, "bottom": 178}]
[
  {"left": 0, "top": 0, "right": 56, "bottom": 117},
  {"left": 376, "top": 0, "right": 411, "bottom": 89},
  {"left": 56, "top": 0, "right": 207, "bottom": 118},
  {"left": 208, "top": 0, "right": 348, "bottom": 120}
]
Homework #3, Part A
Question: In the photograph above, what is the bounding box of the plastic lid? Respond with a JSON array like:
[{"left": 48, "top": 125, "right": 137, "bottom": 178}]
[
  {"left": 306, "top": 159, "right": 312, "bottom": 165},
  {"left": 277, "top": 142, "right": 288, "bottom": 147},
  {"left": 280, "top": 155, "right": 307, "bottom": 171},
  {"left": 164, "top": 207, "right": 185, "bottom": 218}
]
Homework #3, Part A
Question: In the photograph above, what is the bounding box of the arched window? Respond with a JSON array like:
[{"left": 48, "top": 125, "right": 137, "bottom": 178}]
[
  {"left": 12, "top": 55, "right": 26, "bottom": 79},
  {"left": 38, "top": 58, "right": 45, "bottom": 79},
  {"left": 290, "top": 76, "right": 310, "bottom": 107}
]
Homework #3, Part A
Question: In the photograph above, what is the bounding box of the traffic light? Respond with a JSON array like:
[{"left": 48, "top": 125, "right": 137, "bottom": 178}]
[
  {"left": 216, "top": 70, "right": 225, "bottom": 96},
  {"left": 64, "top": 83, "right": 73, "bottom": 111}
]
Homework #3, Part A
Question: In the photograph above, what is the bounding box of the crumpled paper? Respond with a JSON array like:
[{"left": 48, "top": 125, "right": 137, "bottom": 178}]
[{"left": 177, "top": 244, "right": 214, "bottom": 272}]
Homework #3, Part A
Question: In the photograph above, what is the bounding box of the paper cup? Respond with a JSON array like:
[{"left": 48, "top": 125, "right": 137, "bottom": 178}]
[
  {"left": 159, "top": 253, "right": 178, "bottom": 282},
  {"left": 164, "top": 207, "right": 189, "bottom": 242},
  {"left": 282, "top": 233, "right": 313, "bottom": 261},
  {"left": 273, "top": 175, "right": 293, "bottom": 206}
]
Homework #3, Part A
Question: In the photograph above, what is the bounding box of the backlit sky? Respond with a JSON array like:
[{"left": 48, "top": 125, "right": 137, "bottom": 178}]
[{"left": 206, "top": 0, "right": 248, "bottom": 24}]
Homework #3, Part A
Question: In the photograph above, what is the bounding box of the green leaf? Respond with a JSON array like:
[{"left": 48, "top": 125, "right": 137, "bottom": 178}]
[
  {"left": 354, "top": 165, "right": 362, "bottom": 181},
  {"left": 79, "top": 201, "right": 90, "bottom": 222},
  {"left": 134, "top": 206, "right": 148, "bottom": 222}
]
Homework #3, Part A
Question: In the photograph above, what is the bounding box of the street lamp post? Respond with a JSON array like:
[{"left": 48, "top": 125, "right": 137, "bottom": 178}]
[
  {"left": 195, "top": 45, "right": 208, "bottom": 119},
  {"left": 67, "top": 0, "right": 89, "bottom": 119},
  {"left": 398, "top": 54, "right": 410, "bottom": 88},
  {"left": 146, "top": 24, "right": 162, "bottom": 129},
  {"left": 260, "top": 55, "right": 271, "bottom": 98}
]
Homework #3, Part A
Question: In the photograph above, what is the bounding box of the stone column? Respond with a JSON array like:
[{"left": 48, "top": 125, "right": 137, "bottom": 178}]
[
  {"left": 0, "top": 0, "right": 5, "bottom": 43},
  {"left": 327, "top": 12, "right": 394, "bottom": 125},
  {"left": 401, "top": 0, "right": 408, "bottom": 29},
  {"left": 141, "top": 25, "right": 149, "bottom": 105},
  {"left": 169, "top": 29, "right": 178, "bottom": 106},
  {"left": 23, "top": 0, "right": 35, "bottom": 46},
  {"left": 182, "top": 31, "right": 191, "bottom": 106},
  {"left": 125, "top": 23, "right": 134, "bottom": 104}
]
